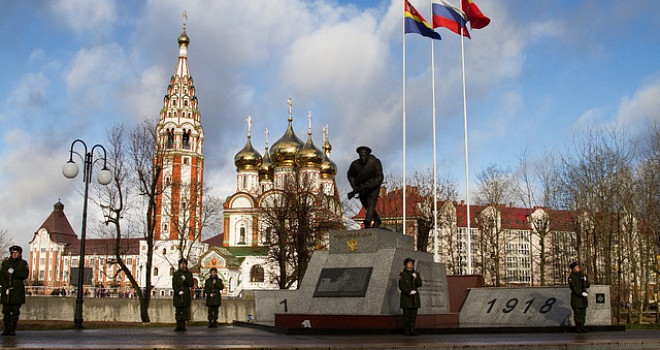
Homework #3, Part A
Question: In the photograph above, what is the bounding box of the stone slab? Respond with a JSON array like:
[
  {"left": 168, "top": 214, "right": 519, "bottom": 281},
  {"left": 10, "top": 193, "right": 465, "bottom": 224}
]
[
  {"left": 254, "top": 229, "right": 450, "bottom": 322},
  {"left": 459, "top": 285, "right": 611, "bottom": 327},
  {"left": 329, "top": 228, "right": 414, "bottom": 254},
  {"left": 254, "top": 290, "right": 298, "bottom": 322}
]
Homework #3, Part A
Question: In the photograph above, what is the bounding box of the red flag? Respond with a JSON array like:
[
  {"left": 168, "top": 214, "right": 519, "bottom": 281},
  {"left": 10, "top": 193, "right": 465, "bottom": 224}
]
[{"left": 462, "top": 0, "right": 490, "bottom": 29}]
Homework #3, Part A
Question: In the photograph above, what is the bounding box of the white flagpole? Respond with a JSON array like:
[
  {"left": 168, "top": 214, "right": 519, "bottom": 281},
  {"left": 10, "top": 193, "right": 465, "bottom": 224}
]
[
  {"left": 402, "top": 0, "right": 407, "bottom": 235},
  {"left": 460, "top": 1, "right": 472, "bottom": 275},
  {"left": 430, "top": 1, "right": 438, "bottom": 262}
]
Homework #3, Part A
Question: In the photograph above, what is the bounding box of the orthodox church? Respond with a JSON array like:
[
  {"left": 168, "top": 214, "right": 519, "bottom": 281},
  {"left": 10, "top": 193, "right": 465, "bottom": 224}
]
[{"left": 27, "top": 19, "right": 341, "bottom": 297}]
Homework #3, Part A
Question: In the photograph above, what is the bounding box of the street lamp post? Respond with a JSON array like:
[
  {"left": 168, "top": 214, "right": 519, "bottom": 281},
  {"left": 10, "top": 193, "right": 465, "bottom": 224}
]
[{"left": 62, "top": 139, "right": 112, "bottom": 329}]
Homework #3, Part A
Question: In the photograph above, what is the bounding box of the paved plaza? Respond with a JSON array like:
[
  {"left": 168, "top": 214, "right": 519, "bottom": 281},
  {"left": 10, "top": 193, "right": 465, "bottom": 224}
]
[{"left": 0, "top": 325, "right": 659, "bottom": 349}]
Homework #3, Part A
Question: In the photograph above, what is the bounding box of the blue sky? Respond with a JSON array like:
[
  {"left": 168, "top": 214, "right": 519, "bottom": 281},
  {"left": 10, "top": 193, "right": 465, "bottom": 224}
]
[{"left": 1, "top": 0, "right": 659, "bottom": 250}]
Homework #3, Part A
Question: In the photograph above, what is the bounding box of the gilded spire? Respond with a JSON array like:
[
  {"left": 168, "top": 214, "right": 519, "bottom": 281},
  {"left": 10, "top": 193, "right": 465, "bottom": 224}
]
[
  {"left": 260, "top": 128, "right": 274, "bottom": 181},
  {"left": 270, "top": 97, "right": 303, "bottom": 167},
  {"left": 234, "top": 114, "right": 262, "bottom": 171},
  {"left": 296, "top": 111, "right": 323, "bottom": 168},
  {"left": 178, "top": 10, "right": 190, "bottom": 55},
  {"left": 320, "top": 124, "right": 337, "bottom": 178}
]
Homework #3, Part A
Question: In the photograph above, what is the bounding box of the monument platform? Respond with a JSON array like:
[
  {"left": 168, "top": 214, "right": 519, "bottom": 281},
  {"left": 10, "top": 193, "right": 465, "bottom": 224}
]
[
  {"left": 255, "top": 228, "right": 460, "bottom": 329},
  {"left": 254, "top": 228, "right": 616, "bottom": 332}
]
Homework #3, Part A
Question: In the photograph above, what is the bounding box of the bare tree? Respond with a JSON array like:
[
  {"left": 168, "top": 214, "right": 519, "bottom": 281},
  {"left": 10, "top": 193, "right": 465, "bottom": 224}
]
[
  {"left": 260, "top": 169, "right": 344, "bottom": 289},
  {"left": 410, "top": 169, "right": 458, "bottom": 252},
  {"left": 475, "top": 164, "right": 514, "bottom": 286},
  {"left": 98, "top": 120, "right": 163, "bottom": 322},
  {"left": 163, "top": 184, "right": 222, "bottom": 268},
  {"left": 476, "top": 163, "right": 514, "bottom": 206},
  {"left": 0, "top": 229, "right": 10, "bottom": 260}
]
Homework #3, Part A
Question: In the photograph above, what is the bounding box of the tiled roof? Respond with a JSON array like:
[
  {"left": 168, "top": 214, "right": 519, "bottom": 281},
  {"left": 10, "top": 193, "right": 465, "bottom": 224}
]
[
  {"left": 203, "top": 232, "right": 223, "bottom": 247},
  {"left": 39, "top": 201, "right": 77, "bottom": 237},
  {"left": 201, "top": 246, "right": 243, "bottom": 267},
  {"left": 352, "top": 189, "right": 578, "bottom": 232},
  {"left": 226, "top": 246, "right": 269, "bottom": 257},
  {"left": 66, "top": 238, "right": 141, "bottom": 256},
  {"left": 353, "top": 187, "right": 424, "bottom": 220}
]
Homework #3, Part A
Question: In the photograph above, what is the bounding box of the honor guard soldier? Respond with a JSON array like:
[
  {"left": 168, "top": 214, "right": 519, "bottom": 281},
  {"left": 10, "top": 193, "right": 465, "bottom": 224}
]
[
  {"left": 568, "top": 261, "right": 590, "bottom": 333},
  {"left": 398, "top": 257, "right": 422, "bottom": 336},
  {"left": 172, "top": 258, "right": 194, "bottom": 332},
  {"left": 1, "top": 246, "right": 29, "bottom": 336},
  {"left": 204, "top": 267, "right": 224, "bottom": 328}
]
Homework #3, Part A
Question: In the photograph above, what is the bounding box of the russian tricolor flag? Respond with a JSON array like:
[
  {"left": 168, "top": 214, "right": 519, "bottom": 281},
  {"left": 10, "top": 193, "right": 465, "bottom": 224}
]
[{"left": 432, "top": 0, "right": 470, "bottom": 39}]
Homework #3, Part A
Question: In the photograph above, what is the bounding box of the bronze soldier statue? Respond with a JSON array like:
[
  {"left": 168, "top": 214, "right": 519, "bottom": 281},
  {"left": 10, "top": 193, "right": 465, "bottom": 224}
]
[
  {"left": 398, "top": 257, "right": 422, "bottom": 336},
  {"left": 172, "top": 258, "right": 194, "bottom": 332},
  {"left": 1, "top": 246, "right": 29, "bottom": 336},
  {"left": 568, "top": 261, "right": 590, "bottom": 333},
  {"left": 347, "top": 146, "right": 383, "bottom": 228},
  {"left": 204, "top": 267, "right": 224, "bottom": 328}
]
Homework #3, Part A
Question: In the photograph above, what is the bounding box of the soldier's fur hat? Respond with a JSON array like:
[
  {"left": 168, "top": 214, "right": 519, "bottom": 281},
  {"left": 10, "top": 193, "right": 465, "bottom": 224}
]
[
  {"left": 403, "top": 257, "right": 415, "bottom": 266},
  {"left": 210, "top": 267, "right": 218, "bottom": 273},
  {"left": 9, "top": 245, "right": 22, "bottom": 254},
  {"left": 569, "top": 261, "right": 580, "bottom": 269},
  {"left": 178, "top": 258, "right": 188, "bottom": 265}
]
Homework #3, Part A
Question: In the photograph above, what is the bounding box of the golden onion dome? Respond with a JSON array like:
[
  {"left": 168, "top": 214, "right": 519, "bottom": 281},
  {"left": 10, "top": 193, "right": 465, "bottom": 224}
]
[
  {"left": 234, "top": 136, "right": 262, "bottom": 171},
  {"left": 296, "top": 133, "right": 324, "bottom": 168},
  {"left": 259, "top": 146, "right": 274, "bottom": 181},
  {"left": 320, "top": 155, "right": 337, "bottom": 179},
  {"left": 178, "top": 28, "right": 190, "bottom": 46},
  {"left": 270, "top": 120, "right": 303, "bottom": 167}
]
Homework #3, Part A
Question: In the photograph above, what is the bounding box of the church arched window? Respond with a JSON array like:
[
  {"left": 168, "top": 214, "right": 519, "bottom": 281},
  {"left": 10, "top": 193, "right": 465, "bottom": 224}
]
[
  {"left": 264, "top": 227, "right": 272, "bottom": 244},
  {"left": 239, "top": 227, "right": 246, "bottom": 244},
  {"left": 250, "top": 265, "right": 264, "bottom": 283},
  {"left": 153, "top": 267, "right": 159, "bottom": 276},
  {"left": 166, "top": 129, "right": 174, "bottom": 149},
  {"left": 182, "top": 130, "right": 191, "bottom": 149}
]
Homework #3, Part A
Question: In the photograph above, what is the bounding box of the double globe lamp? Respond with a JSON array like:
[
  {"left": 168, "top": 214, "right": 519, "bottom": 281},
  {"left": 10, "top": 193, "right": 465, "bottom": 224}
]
[{"left": 62, "top": 139, "right": 112, "bottom": 328}]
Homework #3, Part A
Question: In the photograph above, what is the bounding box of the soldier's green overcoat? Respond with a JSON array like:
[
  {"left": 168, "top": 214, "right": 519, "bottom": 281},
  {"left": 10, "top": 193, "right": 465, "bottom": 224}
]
[
  {"left": 398, "top": 269, "right": 422, "bottom": 309},
  {"left": 0, "top": 257, "right": 29, "bottom": 305},
  {"left": 568, "top": 271, "right": 590, "bottom": 308},
  {"left": 172, "top": 269, "right": 194, "bottom": 308},
  {"left": 204, "top": 276, "right": 224, "bottom": 307}
]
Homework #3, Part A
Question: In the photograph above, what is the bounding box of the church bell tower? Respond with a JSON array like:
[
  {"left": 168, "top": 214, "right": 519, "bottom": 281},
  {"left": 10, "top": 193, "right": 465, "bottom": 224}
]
[{"left": 154, "top": 14, "right": 204, "bottom": 242}]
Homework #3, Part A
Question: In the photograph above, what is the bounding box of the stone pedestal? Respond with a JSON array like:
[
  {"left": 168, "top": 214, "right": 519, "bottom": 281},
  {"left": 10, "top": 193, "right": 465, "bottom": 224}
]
[
  {"left": 255, "top": 228, "right": 450, "bottom": 324},
  {"left": 459, "top": 285, "right": 612, "bottom": 327}
]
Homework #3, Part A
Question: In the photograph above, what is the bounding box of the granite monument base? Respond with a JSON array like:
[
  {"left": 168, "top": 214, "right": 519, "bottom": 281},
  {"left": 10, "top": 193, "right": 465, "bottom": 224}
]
[
  {"left": 254, "top": 228, "right": 451, "bottom": 328},
  {"left": 459, "top": 285, "right": 612, "bottom": 327}
]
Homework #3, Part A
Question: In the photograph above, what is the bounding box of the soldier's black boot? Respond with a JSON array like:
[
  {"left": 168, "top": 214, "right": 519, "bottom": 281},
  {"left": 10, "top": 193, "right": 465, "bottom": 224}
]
[
  {"left": 9, "top": 321, "right": 16, "bottom": 336},
  {"left": 575, "top": 323, "right": 584, "bottom": 333},
  {"left": 403, "top": 325, "right": 410, "bottom": 336},
  {"left": 1, "top": 320, "right": 9, "bottom": 336},
  {"left": 579, "top": 324, "right": 589, "bottom": 333},
  {"left": 212, "top": 320, "right": 218, "bottom": 328},
  {"left": 181, "top": 321, "right": 187, "bottom": 332},
  {"left": 208, "top": 320, "right": 213, "bottom": 328},
  {"left": 409, "top": 326, "right": 418, "bottom": 336},
  {"left": 174, "top": 320, "right": 181, "bottom": 332}
]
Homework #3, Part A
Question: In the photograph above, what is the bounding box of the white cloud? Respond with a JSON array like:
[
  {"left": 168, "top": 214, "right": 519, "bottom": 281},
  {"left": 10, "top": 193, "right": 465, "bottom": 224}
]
[
  {"left": 614, "top": 79, "right": 660, "bottom": 129},
  {"left": 64, "top": 43, "right": 131, "bottom": 113},
  {"left": 7, "top": 73, "right": 49, "bottom": 113},
  {"left": 49, "top": 0, "right": 116, "bottom": 39},
  {"left": 0, "top": 128, "right": 78, "bottom": 249}
]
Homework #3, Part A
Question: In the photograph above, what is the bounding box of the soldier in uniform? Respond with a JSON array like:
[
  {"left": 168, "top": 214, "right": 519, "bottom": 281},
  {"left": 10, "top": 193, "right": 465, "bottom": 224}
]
[
  {"left": 204, "top": 267, "right": 224, "bottom": 328},
  {"left": 568, "top": 261, "right": 590, "bottom": 333},
  {"left": 1, "top": 246, "right": 29, "bottom": 336},
  {"left": 172, "top": 258, "right": 194, "bottom": 332},
  {"left": 398, "top": 257, "right": 422, "bottom": 336},
  {"left": 347, "top": 146, "right": 384, "bottom": 228}
]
